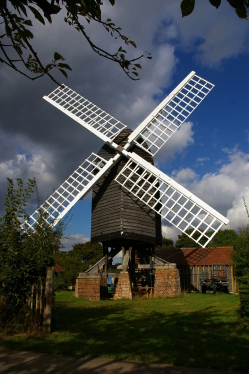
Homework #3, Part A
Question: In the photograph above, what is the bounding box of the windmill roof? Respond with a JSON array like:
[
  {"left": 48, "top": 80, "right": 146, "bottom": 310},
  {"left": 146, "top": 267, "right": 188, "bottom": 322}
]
[{"left": 155, "top": 247, "right": 233, "bottom": 266}]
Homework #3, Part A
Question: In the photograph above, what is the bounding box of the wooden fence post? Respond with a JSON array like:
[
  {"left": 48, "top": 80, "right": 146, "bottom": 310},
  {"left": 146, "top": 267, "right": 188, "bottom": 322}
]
[{"left": 43, "top": 266, "right": 54, "bottom": 334}]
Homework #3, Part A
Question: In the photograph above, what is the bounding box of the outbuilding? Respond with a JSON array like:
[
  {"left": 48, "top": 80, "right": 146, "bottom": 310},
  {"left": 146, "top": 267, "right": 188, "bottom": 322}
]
[{"left": 155, "top": 246, "right": 236, "bottom": 293}]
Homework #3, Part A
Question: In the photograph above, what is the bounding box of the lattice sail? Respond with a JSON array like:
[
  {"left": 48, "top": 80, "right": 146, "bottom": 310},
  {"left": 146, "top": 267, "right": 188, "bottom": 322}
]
[
  {"left": 44, "top": 85, "right": 127, "bottom": 142},
  {"left": 23, "top": 153, "right": 115, "bottom": 232},
  {"left": 115, "top": 153, "right": 228, "bottom": 248},
  {"left": 130, "top": 72, "right": 214, "bottom": 156}
]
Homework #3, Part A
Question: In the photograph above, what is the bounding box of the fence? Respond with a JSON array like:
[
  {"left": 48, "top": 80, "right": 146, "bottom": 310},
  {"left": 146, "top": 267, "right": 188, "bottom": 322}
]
[
  {"left": 27, "top": 267, "right": 54, "bottom": 333},
  {"left": 178, "top": 265, "right": 236, "bottom": 293}
]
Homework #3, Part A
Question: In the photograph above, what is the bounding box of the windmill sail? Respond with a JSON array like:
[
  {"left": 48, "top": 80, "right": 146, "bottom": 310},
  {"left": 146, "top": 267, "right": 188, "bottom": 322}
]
[
  {"left": 23, "top": 153, "right": 119, "bottom": 232},
  {"left": 128, "top": 71, "right": 214, "bottom": 156},
  {"left": 43, "top": 85, "right": 127, "bottom": 143},
  {"left": 115, "top": 152, "right": 228, "bottom": 247}
]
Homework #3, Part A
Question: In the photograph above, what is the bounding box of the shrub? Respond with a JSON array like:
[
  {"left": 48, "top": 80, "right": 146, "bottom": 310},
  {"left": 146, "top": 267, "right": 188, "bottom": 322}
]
[
  {"left": 0, "top": 178, "right": 63, "bottom": 333},
  {"left": 233, "top": 226, "right": 249, "bottom": 328}
]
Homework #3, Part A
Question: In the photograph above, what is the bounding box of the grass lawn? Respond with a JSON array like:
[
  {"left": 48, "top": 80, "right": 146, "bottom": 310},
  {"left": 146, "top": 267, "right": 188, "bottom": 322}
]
[{"left": 0, "top": 291, "right": 249, "bottom": 371}]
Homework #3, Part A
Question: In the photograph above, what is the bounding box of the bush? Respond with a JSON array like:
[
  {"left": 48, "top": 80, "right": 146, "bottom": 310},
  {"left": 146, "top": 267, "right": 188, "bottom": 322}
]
[
  {"left": 233, "top": 226, "right": 249, "bottom": 328},
  {"left": 54, "top": 241, "right": 103, "bottom": 288},
  {"left": 0, "top": 178, "right": 63, "bottom": 333}
]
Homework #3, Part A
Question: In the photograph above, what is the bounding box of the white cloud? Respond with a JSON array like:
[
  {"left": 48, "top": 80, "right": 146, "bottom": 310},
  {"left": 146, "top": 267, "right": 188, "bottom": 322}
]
[
  {"left": 162, "top": 224, "right": 179, "bottom": 242},
  {"left": 155, "top": 121, "right": 194, "bottom": 163},
  {"left": 0, "top": 149, "right": 58, "bottom": 214},
  {"left": 166, "top": 150, "right": 249, "bottom": 234},
  {"left": 196, "top": 157, "right": 209, "bottom": 163},
  {"left": 227, "top": 187, "right": 249, "bottom": 230},
  {"left": 162, "top": 150, "right": 249, "bottom": 241},
  {"left": 61, "top": 233, "right": 90, "bottom": 252},
  {"left": 158, "top": 1, "right": 249, "bottom": 68},
  {"left": 171, "top": 166, "right": 197, "bottom": 184},
  {"left": 113, "top": 44, "right": 178, "bottom": 128}
]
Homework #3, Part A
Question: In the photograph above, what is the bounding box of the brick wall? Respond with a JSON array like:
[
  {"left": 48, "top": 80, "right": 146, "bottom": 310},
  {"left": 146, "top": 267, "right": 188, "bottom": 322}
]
[
  {"left": 153, "top": 268, "right": 181, "bottom": 298},
  {"left": 114, "top": 271, "right": 132, "bottom": 300},
  {"left": 75, "top": 276, "right": 101, "bottom": 301}
]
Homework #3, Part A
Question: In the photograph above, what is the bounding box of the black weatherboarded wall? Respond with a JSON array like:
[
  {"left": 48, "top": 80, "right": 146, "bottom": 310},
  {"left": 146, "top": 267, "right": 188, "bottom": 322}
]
[{"left": 91, "top": 129, "right": 162, "bottom": 245}]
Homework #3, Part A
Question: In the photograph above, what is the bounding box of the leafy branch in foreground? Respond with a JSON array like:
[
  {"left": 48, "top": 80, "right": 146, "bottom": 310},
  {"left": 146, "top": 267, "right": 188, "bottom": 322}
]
[
  {"left": 181, "top": 0, "right": 249, "bottom": 20},
  {"left": 0, "top": 1, "right": 150, "bottom": 84}
]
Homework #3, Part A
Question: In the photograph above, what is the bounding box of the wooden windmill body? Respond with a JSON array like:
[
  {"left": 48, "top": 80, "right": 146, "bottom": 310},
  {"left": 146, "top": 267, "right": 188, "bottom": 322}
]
[{"left": 91, "top": 128, "right": 162, "bottom": 248}]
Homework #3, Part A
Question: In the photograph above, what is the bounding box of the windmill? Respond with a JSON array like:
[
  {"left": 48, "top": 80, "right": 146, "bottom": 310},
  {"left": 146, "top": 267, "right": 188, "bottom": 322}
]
[{"left": 23, "top": 71, "right": 229, "bottom": 272}]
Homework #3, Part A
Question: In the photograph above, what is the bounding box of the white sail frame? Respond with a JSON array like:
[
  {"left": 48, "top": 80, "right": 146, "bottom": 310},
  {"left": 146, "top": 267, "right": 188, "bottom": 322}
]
[
  {"left": 43, "top": 85, "right": 127, "bottom": 144},
  {"left": 127, "top": 71, "right": 214, "bottom": 156},
  {"left": 115, "top": 152, "right": 228, "bottom": 247},
  {"left": 23, "top": 153, "right": 120, "bottom": 231}
]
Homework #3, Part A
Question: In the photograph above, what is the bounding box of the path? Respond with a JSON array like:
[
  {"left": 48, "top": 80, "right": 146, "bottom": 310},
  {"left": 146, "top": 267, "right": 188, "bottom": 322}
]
[{"left": 0, "top": 349, "right": 245, "bottom": 374}]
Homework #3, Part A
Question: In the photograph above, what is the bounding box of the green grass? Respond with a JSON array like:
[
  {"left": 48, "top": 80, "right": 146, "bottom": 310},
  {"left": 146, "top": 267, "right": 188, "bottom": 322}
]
[{"left": 0, "top": 292, "right": 249, "bottom": 371}]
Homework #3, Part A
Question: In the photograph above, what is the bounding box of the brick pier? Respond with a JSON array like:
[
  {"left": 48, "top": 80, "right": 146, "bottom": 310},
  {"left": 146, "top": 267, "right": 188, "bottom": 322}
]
[
  {"left": 75, "top": 274, "right": 107, "bottom": 301},
  {"left": 153, "top": 264, "right": 181, "bottom": 297},
  {"left": 113, "top": 271, "right": 132, "bottom": 300}
]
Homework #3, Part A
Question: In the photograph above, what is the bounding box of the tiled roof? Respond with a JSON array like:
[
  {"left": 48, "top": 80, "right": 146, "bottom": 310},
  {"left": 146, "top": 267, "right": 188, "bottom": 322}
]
[
  {"left": 54, "top": 263, "right": 64, "bottom": 273},
  {"left": 155, "top": 247, "right": 233, "bottom": 266}
]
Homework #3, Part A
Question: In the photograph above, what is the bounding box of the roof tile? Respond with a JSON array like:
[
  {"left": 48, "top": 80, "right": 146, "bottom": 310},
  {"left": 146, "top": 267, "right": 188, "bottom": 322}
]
[{"left": 155, "top": 247, "right": 233, "bottom": 266}]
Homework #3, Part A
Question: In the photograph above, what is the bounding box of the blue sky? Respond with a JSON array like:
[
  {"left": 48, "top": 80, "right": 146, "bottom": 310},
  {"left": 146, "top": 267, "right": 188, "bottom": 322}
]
[{"left": 1, "top": 1, "right": 249, "bottom": 250}]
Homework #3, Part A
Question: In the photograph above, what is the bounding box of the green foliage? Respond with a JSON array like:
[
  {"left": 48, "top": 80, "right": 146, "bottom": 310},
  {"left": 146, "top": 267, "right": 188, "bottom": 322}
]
[
  {"left": 0, "top": 0, "right": 147, "bottom": 84},
  {"left": 54, "top": 241, "right": 103, "bottom": 287},
  {"left": 175, "top": 228, "right": 238, "bottom": 249},
  {"left": 233, "top": 226, "right": 249, "bottom": 328},
  {"left": 181, "top": 0, "right": 249, "bottom": 19},
  {"left": 0, "top": 178, "right": 63, "bottom": 331},
  {"left": 175, "top": 228, "right": 206, "bottom": 248},
  {"left": 54, "top": 272, "right": 66, "bottom": 291},
  {"left": 208, "top": 229, "right": 238, "bottom": 247},
  {"left": 162, "top": 237, "right": 174, "bottom": 248}
]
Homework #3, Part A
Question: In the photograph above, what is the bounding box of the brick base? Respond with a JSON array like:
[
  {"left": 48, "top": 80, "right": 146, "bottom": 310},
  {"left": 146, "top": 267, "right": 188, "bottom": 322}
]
[
  {"left": 153, "top": 267, "right": 181, "bottom": 298},
  {"left": 114, "top": 271, "right": 132, "bottom": 300},
  {"left": 75, "top": 275, "right": 107, "bottom": 301}
]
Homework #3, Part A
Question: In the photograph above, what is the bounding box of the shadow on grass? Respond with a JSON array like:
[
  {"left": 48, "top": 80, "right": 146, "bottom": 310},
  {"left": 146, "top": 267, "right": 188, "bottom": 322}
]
[{"left": 1, "top": 294, "right": 249, "bottom": 372}]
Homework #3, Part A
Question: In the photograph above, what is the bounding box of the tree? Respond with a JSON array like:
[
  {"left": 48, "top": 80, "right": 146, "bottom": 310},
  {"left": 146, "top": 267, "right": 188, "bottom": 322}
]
[
  {"left": 175, "top": 228, "right": 207, "bottom": 248},
  {"left": 181, "top": 0, "right": 249, "bottom": 19},
  {"left": 54, "top": 241, "right": 103, "bottom": 288},
  {"left": 162, "top": 236, "right": 174, "bottom": 248},
  {"left": 0, "top": 178, "right": 63, "bottom": 331},
  {"left": 233, "top": 226, "right": 249, "bottom": 328},
  {"left": 208, "top": 229, "right": 238, "bottom": 247},
  {"left": 0, "top": 0, "right": 150, "bottom": 84}
]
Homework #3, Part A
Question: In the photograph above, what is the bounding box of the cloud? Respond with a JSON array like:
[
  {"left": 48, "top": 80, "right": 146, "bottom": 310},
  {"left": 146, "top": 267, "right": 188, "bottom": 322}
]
[
  {"left": 155, "top": 121, "right": 194, "bottom": 164},
  {"left": 0, "top": 146, "right": 58, "bottom": 214},
  {"left": 158, "top": 1, "right": 249, "bottom": 67},
  {"left": 171, "top": 167, "right": 197, "bottom": 184},
  {"left": 196, "top": 157, "right": 209, "bottom": 163},
  {"left": 227, "top": 187, "right": 249, "bottom": 230},
  {"left": 162, "top": 150, "right": 249, "bottom": 242},
  {"left": 61, "top": 233, "right": 90, "bottom": 252},
  {"left": 164, "top": 150, "right": 249, "bottom": 240},
  {"left": 162, "top": 224, "right": 179, "bottom": 242}
]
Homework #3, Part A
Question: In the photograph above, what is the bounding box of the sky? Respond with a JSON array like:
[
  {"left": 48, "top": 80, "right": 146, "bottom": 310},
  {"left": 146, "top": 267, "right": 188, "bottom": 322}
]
[{"left": 1, "top": 0, "right": 249, "bottom": 251}]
